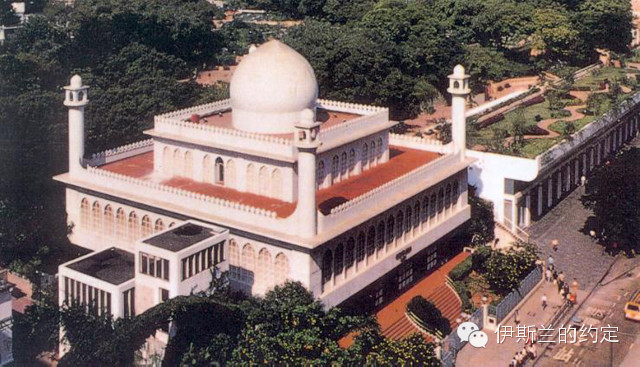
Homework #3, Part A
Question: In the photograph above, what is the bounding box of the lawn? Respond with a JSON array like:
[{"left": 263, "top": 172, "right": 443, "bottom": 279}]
[
  {"left": 474, "top": 98, "right": 554, "bottom": 142},
  {"left": 548, "top": 114, "right": 597, "bottom": 136},
  {"left": 574, "top": 67, "right": 640, "bottom": 88}
]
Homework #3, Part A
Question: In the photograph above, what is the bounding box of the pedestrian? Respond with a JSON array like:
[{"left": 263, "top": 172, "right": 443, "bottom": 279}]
[
  {"left": 510, "top": 355, "right": 517, "bottom": 367},
  {"left": 545, "top": 268, "right": 552, "bottom": 282},
  {"left": 530, "top": 342, "right": 538, "bottom": 358},
  {"left": 547, "top": 255, "right": 554, "bottom": 268},
  {"left": 581, "top": 175, "right": 586, "bottom": 186},
  {"left": 560, "top": 286, "right": 566, "bottom": 299},
  {"left": 514, "top": 309, "right": 520, "bottom": 325},
  {"left": 571, "top": 278, "right": 579, "bottom": 293},
  {"left": 563, "top": 284, "right": 570, "bottom": 299},
  {"left": 553, "top": 269, "right": 558, "bottom": 285},
  {"left": 558, "top": 278, "right": 564, "bottom": 292},
  {"left": 515, "top": 351, "right": 524, "bottom": 366},
  {"left": 558, "top": 271, "right": 565, "bottom": 283},
  {"left": 541, "top": 294, "right": 548, "bottom": 310},
  {"left": 552, "top": 239, "right": 559, "bottom": 251}
]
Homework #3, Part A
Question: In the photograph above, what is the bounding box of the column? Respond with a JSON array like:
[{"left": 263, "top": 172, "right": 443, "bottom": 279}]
[
  {"left": 548, "top": 177, "right": 553, "bottom": 207},
  {"left": 537, "top": 184, "right": 543, "bottom": 217},
  {"left": 525, "top": 194, "right": 531, "bottom": 227}
]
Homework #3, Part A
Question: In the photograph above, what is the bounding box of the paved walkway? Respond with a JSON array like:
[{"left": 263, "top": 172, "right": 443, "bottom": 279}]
[{"left": 456, "top": 280, "right": 566, "bottom": 367}]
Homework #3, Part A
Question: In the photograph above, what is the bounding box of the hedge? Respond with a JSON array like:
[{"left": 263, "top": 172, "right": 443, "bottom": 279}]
[
  {"left": 449, "top": 256, "right": 472, "bottom": 281},
  {"left": 477, "top": 113, "right": 504, "bottom": 129},
  {"left": 471, "top": 246, "right": 492, "bottom": 272},
  {"left": 551, "top": 109, "right": 572, "bottom": 118},
  {"left": 452, "top": 280, "right": 473, "bottom": 313},
  {"left": 524, "top": 125, "right": 550, "bottom": 136},
  {"left": 521, "top": 95, "right": 545, "bottom": 107}
]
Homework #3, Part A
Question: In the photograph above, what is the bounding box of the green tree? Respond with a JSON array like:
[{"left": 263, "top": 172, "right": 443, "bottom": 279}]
[
  {"left": 13, "top": 289, "right": 60, "bottom": 364},
  {"left": 467, "top": 187, "right": 495, "bottom": 247},
  {"left": 582, "top": 147, "right": 640, "bottom": 255},
  {"left": 531, "top": 6, "right": 579, "bottom": 59},
  {"left": 364, "top": 333, "right": 439, "bottom": 366},
  {"left": 484, "top": 241, "right": 538, "bottom": 295},
  {"left": 562, "top": 121, "right": 576, "bottom": 140},
  {"left": 577, "top": 0, "right": 632, "bottom": 54},
  {"left": 510, "top": 107, "right": 527, "bottom": 149}
]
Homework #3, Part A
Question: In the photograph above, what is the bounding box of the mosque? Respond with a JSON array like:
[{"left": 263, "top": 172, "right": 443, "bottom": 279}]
[{"left": 54, "top": 40, "right": 474, "bottom": 353}]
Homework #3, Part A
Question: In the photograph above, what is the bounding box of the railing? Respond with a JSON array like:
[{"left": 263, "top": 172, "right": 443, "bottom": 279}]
[
  {"left": 86, "top": 139, "right": 153, "bottom": 166},
  {"left": 319, "top": 110, "right": 390, "bottom": 150},
  {"left": 156, "top": 99, "right": 232, "bottom": 120},
  {"left": 316, "top": 99, "right": 386, "bottom": 115},
  {"left": 439, "top": 306, "right": 483, "bottom": 366},
  {"left": 493, "top": 266, "right": 542, "bottom": 322},
  {"left": 85, "top": 166, "right": 280, "bottom": 220},
  {"left": 327, "top": 154, "right": 452, "bottom": 216}
]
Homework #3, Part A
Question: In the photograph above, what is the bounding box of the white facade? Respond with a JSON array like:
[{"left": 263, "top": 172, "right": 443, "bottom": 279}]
[{"left": 55, "top": 41, "right": 473, "bottom": 340}]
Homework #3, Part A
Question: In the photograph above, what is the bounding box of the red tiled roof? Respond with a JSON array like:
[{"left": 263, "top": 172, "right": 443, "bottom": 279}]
[{"left": 99, "top": 147, "right": 441, "bottom": 218}]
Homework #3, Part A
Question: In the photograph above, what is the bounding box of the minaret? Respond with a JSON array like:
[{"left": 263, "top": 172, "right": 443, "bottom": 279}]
[
  {"left": 64, "top": 75, "right": 89, "bottom": 176},
  {"left": 294, "top": 108, "right": 321, "bottom": 238},
  {"left": 448, "top": 65, "right": 470, "bottom": 161}
]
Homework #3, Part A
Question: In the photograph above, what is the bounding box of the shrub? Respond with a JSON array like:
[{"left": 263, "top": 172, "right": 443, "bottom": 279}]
[
  {"left": 521, "top": 95, "right": 544, "bottom": 107},
  {"left": 484, "top": 241, "right": 538, "bottom": 295},
  {"left": 477, "top": 113, "right": 504, "bottom": 128},
  {"left": 449, "top": 257, "right": 472, "bottom": 281},
  {"left": 497, "top": 86, "right": 504, "bottom": 92},
  {"left": 471, "top": 246, "right": 492, "bottom": 273},
  {"left": 534, "top": 114, "right": 542, "bottom": 122},
  {"left": 406, "top": 296, "right": 451, "bottom": 336},
  {"left": 524, "top": 125, "right": 550, "bottom": 136},
  {"left": 505, "top": 83, "right": 511, "bottom": 88},
  {"left": 452, "top": 280, "right": 473, "bottom": 313},
  {"left": 551, "top": 109, "right": 571, "bottom": 118}
]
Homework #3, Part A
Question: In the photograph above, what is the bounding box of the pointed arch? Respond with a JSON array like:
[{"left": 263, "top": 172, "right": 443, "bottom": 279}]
[
  {"left": 345, "top": 237, "right": 355, "bottom": 271},
  {"left": 340, "top": 151, "right": 348, "bottom": 179},
  {"left": 445, "top": 183, "right": 452, "bottom": 209},
  {"left": 173, "top": 149, "right": 182, "bottom": 176},
  {"left": 183, "top": 151, "right": 194, "bottom": 178},
  {"left": 377, "top": 137, "right": 384, "bottom": 160},
  {"left": 162, "top": 146, "right": 172, "bottom": 175},
  {"left": 356, "top": 231, "right": 366, "bottom": 264},
  {"left": 322, "top": 250, "right": 333, "bottom": 284},
  {"left": 257, "top": 248, "right": 273, "bottom": 292},
  {"left": 274, "top": 253, "right": 290, "bottom": 285},
  {"left": 413, "top": 202, "right": 420, "bottom": 229},
  {"left": 116, "top": 208, "right": 126, "bottom": 240},
  {"left": 128, "top": 211, "right": 139, "bottom": 242},
  {"left": 246, "top": 164, "right": 256, "bottom": 193},
  {"left": 362, "top": 143, "right": 369, "bottom": 170},
  {"left": 215, "top": 157, "right": 224, "bottom": 184},
  {"left": 317, "top": 160, "right": 326, "bottom": 189},
  {"left": 141, "top": 215, "right": 152, "bottom": 238},
  {"left": 331, "top": 155, "right": 339, "bottom": 183},
  {"left": 271, "top": 168, "right": 282, "bottom": 199},
  {"left": 259, "top": 166, "right": 269, "bottom": 195},
  {"left": 229, "top": 240, "right": 239, "bottom": 280},
  {"left": 386, "top": 216, "right": 395, "bottom": 244},
  {"left": 241, "top": 243, "right": 256, "bottom": 284},
  {"left": 154, "top": 218, "right": 165, "bottom": 233},
  {"left": 91, "top": 201, "right": 101, "bottom": 231},
  {"left": 226, "top": 159, "right": 236, "bottom": 188},
  {"left": 334, "top": 243, "right": 344, "bottom": 275},
  {"left": 203, "top": 155, "right": 214, "bottom": 184},
  {"left": 376, "top": 221, "right": 385, "bottom": 252},
  {"left": 104, "top": 205, "right": 114, "bottom": 238},
  {"left": 80, "top": 198, "right": 90, "bottom": 229},
  {"left": 348, "top": 149, "right": 356, "bottom": 174},
  {"left": 369, "top": 140, "right": 376, "bottom": 166},
  {"left": 366, "top": 226, "right": 376, "bottom": 259}
]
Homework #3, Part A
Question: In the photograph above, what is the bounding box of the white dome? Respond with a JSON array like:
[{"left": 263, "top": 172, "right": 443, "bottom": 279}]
[{"left": 230, "top": 40, "right": 318, "bottom": 134}]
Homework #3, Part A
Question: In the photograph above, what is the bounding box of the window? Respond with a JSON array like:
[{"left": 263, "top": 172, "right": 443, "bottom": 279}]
[
  {"left": 366, "top": 227, "right": 376, "bottom": 258},
  {"left": 317, "top": 160, "right": 326, "bottom": 189},
  {"left": 422, "top": 197, "right": 429, "bottom": 223},
  {"left": 398, "top": 266, "right": 414, "bottom": 290},
  {"left": 226, "top": 159, "right": 236, "bottom": 188},
  {"left": 274, "top": 253, "right": 289, "bottom": 285},
  {"left": 181, "top": 242, "right": 223, "bottom": 280},
  {"left": 445, "top": 184, "right": 452, "bottom": 209},
  {"left": 386, "top": 217, "right": 395, "bottom": 244},
  {"left": 413, "top": 202, "right": 420, "bottom": 229},
  {"left": 369, "top": 140, "right": 376, "bottom": 166},
  {"left": 116, "top": 208, "right": 126, "bottom": 240},
  {"left": 362, "top": 144, "right": 369, "bottom": 169},
  {"left": 373, "top": 288, "right": 384, "bottom": 307},
  {"left": 229, "top": 240, "right": 240, "bottom": 280},
  {"left": 322, "top": 250, "right": 333, "bottom": 284},
  {"left": 123, "top": 288, "right": 135, "bottom": 318},
  {"left": 140, "top": 252, "right": 170, "bottom": 280},
  {"left": 257, "top": 249, "right": 273, "bottom": 291},
  {"left": 430, "top": 194, "right": 437, "bottom": 218},
  {"left": 104, "top": 205, "right": 114, "bottom": 238},
  {"left": 184, "top": 151, "right": 194, "bottom": 178},
  {"left": 377, "top": 137, "right": 383, "bottom": 159},
  {"left": 92, "top": 201, "right": 101, "bottom": 231},
  {"left": 128, "top": 211, "right": 139, "bottom": 242},
  {"left": 154, "top": 219, "right": 165, "bottom": 232},
  {"left": 376, "top": 221, "right": 385, "bottom": 252},
  {"left": 405, "top": 207, "right": 412, "bottom": 234},
  {"left": 348, "top": 149, "right": 356, "bottom": 174},
  {"left": 63, "top": 277, "right": 111, "bottom": 316},
  {"left": 141, "top": 216, "right": 152, "bottom": 238},
  {"left": 345, "top": 238, "right": 355, "bottom": 270},
  {"left": 215, "top": 157, "right": 224, "bottom": 184},
  {"left": 331, "top": 155, "right": 339, "bottom": 182},
  {"left": 161, "top": 288, "right": 170, "bottom": 302},
  {"left": 80, "top": 198, "right": 90, "bottom": 228},
  {"left": 241, "top": 244, "right": 255, "bottom": 284},
  {"left": 396, "top": 211, "right": 404, "bottom": 239},
  {"left": 356, "top": 232, "right": 365, "bottom": 264},
  {"left": 452, "top": 180, "right": 460, "bottom": 207},
  {"left": 426, "top": 248, "right": 438, "bottom": 270},
  {"left": 438, "top": 188, "right": 444, "bottom": 214},
  {"left": 334, "top": 244, "right": 344, "bottom": 275},
  {"left": 203, "top": 155, "right": 214, "bottom": 184},
  {"left": 340, "top": 152, "right": 348, "bottom": 178}
]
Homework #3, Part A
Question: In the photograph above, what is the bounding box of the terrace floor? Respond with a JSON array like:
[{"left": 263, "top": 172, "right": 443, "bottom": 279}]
[{"left": 99, "top": 147, "right": 441, "bottom": 218}]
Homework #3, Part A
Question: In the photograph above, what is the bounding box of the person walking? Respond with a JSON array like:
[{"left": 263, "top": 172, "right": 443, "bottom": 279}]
[
  {"left": 547, "top": 255, "right": 554, "bottom": 269},
  {"left": 552, "top": 239, "right": 559, "bottom": 252},
  {"left": 541, "top": 294, "right": 548, "bottom": 310},
  {"left": 545, "top": 268, "right": 552, "bottom": 282},
  {"left": 514, "top": 309, "right": 521, "bottom": 325}
]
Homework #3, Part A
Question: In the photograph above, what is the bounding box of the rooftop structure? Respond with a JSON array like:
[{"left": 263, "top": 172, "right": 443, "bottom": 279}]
[{"left": 67, "top": 247, "right": 134, "bottom": 285}]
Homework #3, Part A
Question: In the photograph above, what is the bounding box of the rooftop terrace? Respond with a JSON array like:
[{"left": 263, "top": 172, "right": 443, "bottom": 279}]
[
  {"left": 67, "top": 248, "right": 134, "bottom": 285},
  {"left": 99, "top": 146, "right": 441, "bottom": 218},
  {"left": 143, "top": 222, "right": 224, "bottom": 252}
]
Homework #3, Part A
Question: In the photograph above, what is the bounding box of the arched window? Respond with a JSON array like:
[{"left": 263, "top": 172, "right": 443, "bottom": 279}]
[
  {"left": 116, "top": 208, "right": 126, "bottom": 240},
  {"left": 396, "top": 211, "right": 404, "bottom": 239},
  {"left": 348, "top": 149, "right": 356, "bottom": 174},
  {"left": 356, "top": 232, "right": 366, "bottom": 264},
  {"left": 80, "top": 198, "right": 90, "bottom": 228},
  {"left": 215, "top": 157, "right": 224, "bottom": 184},
  {"left": 331, "top": 155, "right": 339, "bottom": 183},
  {"left": 104, "top": 205, "right": 114, "bottom": 238},
  {"left": 91, "top": 201, "right": 101, "bottom": 231},
  {"left": 317, "top": 160, "right": 326, "bottom": 189},
  {"left": 169, "top": 222, "right": 176, "bottom": 228},
  {"left": 370, "top": 140, "right": 376, "bottom": 166},
  {"left": 345, "top": 238, "right": 355, "bottom": 270},
  {"left": 377, "top": 137, "right": 383, "bottom": 159},
  {"left": 376, "top": 221, "right": 385, "bottom": 252},
  {"left": 272, "top": 169, "right": 282, "bottom": 200},
  {"left": 241, "top": 244, "right": 256, "bottom": 284},
  {"left": 203, "top": 155, "right": 214, "bottom": 184},
  {"left": 366, "top": 227, "right": 376, "bottom": 258},
  {"left": 246, "top": 164, "right": 256, "bottom": 193},
  {"left": 334, "top": 244, "right": 344, "bottom": 275},
  {"left": 141, "top": 215, "right": 152, "bottom": 238},
  {"left": 229, "top": 240, "right": 239, "bottom": 280},
  {"left": 274, "top": 253, "right": 289, "bottom": 285},
  {"left": 128, "top": 212, "right": 139, "bottom": 242},
  {"left": 386, "top": 217, "right": 395, "bottom": 244},
  {"left": 452, "top": 180, "right": 460, "bottom": 207},
  {"left": 438, "top": 188, "right": 445, "bottom": 214},
  {"left": 445, "top": 184, "right": 452, "bottom": 209},
  {"left": 405, "top": 207, "right": 412, "bottom": 233},
  {"left": 362, "top": 144, "right": 369, "bottom": 170},
  {"left": 322, "top": 250, "right": 333, "bottom": 285},
  {"left": 430, "top": 194, "right": 437, "bottom": 219},
  {"left": 340, "top": 152, "right": 348, "bottom": 179},
  {"left": 162, "top": 147, "right": 172, "bottom": 175},
  {"left": 259, "top": 166, "right": 269, "bottom": 195},
  {"left": 422, "top": 196, "right": 429, "bottom": 223},
  {"left": 173, "top": 149, "right": 182, "bottom": 176},
  {"left": 184, "top": 151, "right": 194, "bottom": 178},
  {"left": 414, "top": 202, "right": 420, "bottom": 228},
  {"left": 257, "top": 249, "right": 273, "bottom": 291},
  {"left": 226, "top": 159, "right": 236, "bottom": 188},
  {"left": 154, "top": 219, "right": 165, "bottom": 232}
]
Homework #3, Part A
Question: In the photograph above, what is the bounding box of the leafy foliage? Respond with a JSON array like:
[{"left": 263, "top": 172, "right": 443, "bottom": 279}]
[
  {"left": 582, "top": 147, "right": 640, "bottom": 255},
  {"left": 483, "top": 241, "right": 538, "bottom": 295},
  {"left": 466, "top": 187, "right": 496, "bottom": 247},
  {"left": 406, "top": 296, "right": 451, "bottom": 336}
]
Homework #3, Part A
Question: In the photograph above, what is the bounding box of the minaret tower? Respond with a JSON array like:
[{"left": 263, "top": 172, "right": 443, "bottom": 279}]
[
  {"left": 64, "top": 75, "right": 89, "bottom": 176},
  {"left": 294, "top": 108, "right": 321, "bottom": 238},
  {"left": 448, "top": 65, "right": 470, "bottom": 161}
]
